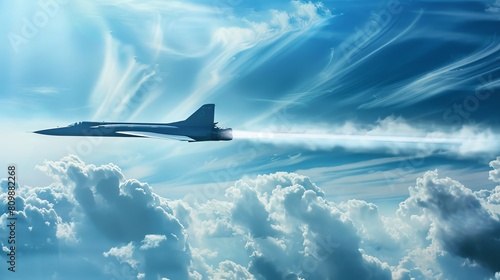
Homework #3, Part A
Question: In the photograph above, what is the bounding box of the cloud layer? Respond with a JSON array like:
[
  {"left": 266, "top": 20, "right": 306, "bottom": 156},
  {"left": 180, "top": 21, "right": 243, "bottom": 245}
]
[
  {"left": 2, "top": 155, "right": 500, "bottom": 279},
  {"left": 1, "top": 156, "right": 190, "bottom": 280}
]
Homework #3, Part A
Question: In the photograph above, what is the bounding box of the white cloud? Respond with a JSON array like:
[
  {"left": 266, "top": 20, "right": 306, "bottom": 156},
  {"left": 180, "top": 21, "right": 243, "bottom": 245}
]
[
  {"left": 104, "top": 242, "right": 137, "bottom": 268},
  {"left": 190, "top": 172, "right": 392, "bottom": 279},
  {"left": 140, "top": 234, "right": 167, "bottom": 250},
  {"left": 56, "top": 221, "right": 79, "bottom": 243},
  {"left": 67, "top": 0, "right": 334, "bottom": 132},
  {"left": 90, "top": 34, "right": 160, "bottom": 121},
  {"left": 22, "top": 86, "right": 60, "bottom": 95},
  {"left": 2, "top": 155, "right": 500, "bottom": 279},
  {"left": 340, "top": 200, "right": 400, "bottom": 260},
  {"left": 361, "top": 41, "right": 500, "bottom": 108},
  {"left": 489, "top": 157, "right": 500, "bottom": 183},
  {"left": 213, "top": 260, "right": 254, "bottom": 280},
  {"left": 161, "top": 0, "right": 333, "bottom": 120},
  {"left": 404, "top": 170, "right": 500, "bottom": 273},
  {"left": 1, "top": 155, "right": 190, "bottom": 279}
]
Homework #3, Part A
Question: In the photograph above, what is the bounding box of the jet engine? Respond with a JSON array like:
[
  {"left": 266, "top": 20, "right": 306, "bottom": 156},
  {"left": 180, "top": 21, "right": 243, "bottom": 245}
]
[{"left": 211, "top": 127, "right": 233, "bottom": 141}]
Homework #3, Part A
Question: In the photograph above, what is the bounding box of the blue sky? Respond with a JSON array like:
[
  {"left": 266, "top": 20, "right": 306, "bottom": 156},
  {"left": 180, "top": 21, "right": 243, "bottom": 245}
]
[{"left": 1, "top": 0, "right": 500, "bottom": 279}]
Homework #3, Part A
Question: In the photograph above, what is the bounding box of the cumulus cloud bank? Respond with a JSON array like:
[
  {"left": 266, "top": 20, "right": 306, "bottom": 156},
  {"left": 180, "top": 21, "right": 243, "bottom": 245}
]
[
  {"left": 1, "top": 155, "right": 500, "bottom": 279},
  {"left": 1, "top": 156, "right": 190, "bottom": 280}
]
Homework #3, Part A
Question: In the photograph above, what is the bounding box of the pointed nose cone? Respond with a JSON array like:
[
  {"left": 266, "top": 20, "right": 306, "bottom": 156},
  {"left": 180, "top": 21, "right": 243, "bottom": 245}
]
[{"left": 33, "top": 128, "right": 65, "bottom": 135}]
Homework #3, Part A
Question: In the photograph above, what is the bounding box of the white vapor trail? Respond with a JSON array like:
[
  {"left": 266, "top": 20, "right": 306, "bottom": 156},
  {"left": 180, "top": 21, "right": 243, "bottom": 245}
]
[
  {"left": 232, "top": 128, "right": 500, "bottom": 157},
  {"left": 233, "top": 130, "right": 467, "bottom": 144}
]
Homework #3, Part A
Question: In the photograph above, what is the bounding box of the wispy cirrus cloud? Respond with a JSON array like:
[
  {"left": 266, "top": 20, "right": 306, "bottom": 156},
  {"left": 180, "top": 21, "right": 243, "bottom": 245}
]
[
  {"left": 22, "top": 86, "right": 61, "bottom": 95},
  {"left": 162, "top": 1, "right": 334, "bottom": 120},
  {"left": 89, "top": 34, "right": 162, "bottom": 121},
  {"left": 81, "top": 1, "right": 333, "bottom": 125},
  {"left": 359, "top": 40, "right": 500, "bottom": 108}
]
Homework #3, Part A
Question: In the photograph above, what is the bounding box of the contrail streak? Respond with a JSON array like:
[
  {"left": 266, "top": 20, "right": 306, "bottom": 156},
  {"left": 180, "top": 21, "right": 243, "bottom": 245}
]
[
  {"left": 233, "top": 130, "right": 467, "bottom": 144},
  {"left": 232, "top": 129, "right": 499, "bottom": 157}
]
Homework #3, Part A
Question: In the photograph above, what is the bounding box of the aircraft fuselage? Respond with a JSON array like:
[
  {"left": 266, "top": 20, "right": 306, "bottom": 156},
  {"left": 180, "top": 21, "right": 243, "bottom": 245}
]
[{"left": 34, "top": 104, "right": 233, "bottom": 142}]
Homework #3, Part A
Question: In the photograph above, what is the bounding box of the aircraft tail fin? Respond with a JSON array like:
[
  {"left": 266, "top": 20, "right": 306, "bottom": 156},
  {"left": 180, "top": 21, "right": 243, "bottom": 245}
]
[{"left": 182, "top": 104, "right": 215, "bottom": 126}]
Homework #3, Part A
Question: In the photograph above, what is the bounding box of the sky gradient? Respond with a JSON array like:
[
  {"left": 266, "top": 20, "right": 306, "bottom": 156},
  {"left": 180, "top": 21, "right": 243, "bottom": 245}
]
[{"left": 1, "top": 0, "right": 500, "bottom": 279}]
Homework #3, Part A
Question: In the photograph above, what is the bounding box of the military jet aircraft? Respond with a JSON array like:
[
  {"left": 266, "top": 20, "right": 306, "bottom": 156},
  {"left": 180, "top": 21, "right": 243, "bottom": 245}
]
[{"left": 34, "top": 104, "right": 233, "bottom": 142}]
